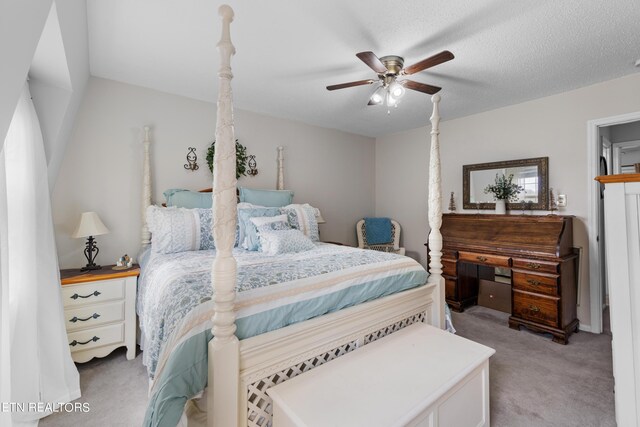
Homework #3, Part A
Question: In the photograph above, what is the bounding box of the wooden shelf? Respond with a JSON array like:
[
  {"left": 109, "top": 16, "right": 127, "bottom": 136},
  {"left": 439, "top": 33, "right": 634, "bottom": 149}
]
[{"left": 595, "top": 173, "right": 640, "bottom": 184}]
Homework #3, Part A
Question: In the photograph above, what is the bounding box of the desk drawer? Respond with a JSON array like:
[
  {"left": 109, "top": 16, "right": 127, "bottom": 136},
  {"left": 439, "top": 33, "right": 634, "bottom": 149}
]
[
  {"left": 442, "top": 259, "right": 457, "bottom": 277},
  {"left": 62, "top": 279, "right": 125, "bottom": 308},
  {"left": 512, "top": 271, "right": 559, "bottom": 296},
  {"left": 67, "top": 323, "right": 124, "bottom": 353},
  {"left": 459, "top": 251, "right": 510, "bottom": 268},
  {"left": 64, "top": 301, "right": 125, "bottom": 332},
  {"left": 512, "top": 258, "right": 559, "bottom": 274},
  {"left": 513, "top": 290, "right": 559, "bottom": 328}
]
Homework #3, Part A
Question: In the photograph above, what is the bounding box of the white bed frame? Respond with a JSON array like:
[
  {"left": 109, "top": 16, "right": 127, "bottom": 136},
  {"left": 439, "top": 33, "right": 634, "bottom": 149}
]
[{"left": 140, "top": 6, "right": 445, "bottom": 426}]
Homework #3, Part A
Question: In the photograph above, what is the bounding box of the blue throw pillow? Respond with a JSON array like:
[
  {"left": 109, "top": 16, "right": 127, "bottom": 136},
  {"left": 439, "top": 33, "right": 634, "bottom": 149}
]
[
  {"left": 239, "top": 187, "right": 293, "bottom": 207},
  {"left": 237, "top": 208, "right": 281, "bottom": 250},
  {"left": 164, "top": 189, "right": 213, "bottom": 209}
]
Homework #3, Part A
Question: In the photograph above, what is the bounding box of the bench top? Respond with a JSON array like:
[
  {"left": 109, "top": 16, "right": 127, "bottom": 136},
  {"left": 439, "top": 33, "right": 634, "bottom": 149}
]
[{"left": 267, "top": 322, "right": 495, "bottom": 427}]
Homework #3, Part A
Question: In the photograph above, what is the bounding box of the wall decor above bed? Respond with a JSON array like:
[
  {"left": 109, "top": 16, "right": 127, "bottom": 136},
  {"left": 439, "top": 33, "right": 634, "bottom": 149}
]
[
  {"left": 184, "top": 147, "right": 199, "bottom": 171},
  {"left": 206, "top": 139, "right": 248, "bottom": 179}
]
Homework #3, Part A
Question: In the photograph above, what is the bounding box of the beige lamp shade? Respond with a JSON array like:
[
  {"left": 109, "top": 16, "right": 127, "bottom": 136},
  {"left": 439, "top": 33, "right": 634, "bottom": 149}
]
[
  {"left": 72, "top": 212, "right": 109, "bottom": 238},
  {"left": 316, "top": 209, "right": 326, "bottom": 224}
]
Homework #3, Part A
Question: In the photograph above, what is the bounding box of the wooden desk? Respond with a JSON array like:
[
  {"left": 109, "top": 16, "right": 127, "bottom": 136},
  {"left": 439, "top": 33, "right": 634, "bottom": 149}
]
[{"left": 430, "top": 214, "right": 578, "bottom": 344}]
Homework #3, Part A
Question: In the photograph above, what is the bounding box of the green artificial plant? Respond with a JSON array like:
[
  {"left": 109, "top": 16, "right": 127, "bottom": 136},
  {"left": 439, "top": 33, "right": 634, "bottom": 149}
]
[
  {"left": 483, "top": 173, "right": 524, "bottom": 201},
  {"left": 206, "top": 139, "right": 248, "bottom": 179}
]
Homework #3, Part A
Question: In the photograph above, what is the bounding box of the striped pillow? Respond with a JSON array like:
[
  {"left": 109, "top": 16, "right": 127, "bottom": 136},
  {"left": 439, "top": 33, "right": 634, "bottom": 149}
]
[{"left": 146, "top": 206, "right": 214, "bottom": 254}]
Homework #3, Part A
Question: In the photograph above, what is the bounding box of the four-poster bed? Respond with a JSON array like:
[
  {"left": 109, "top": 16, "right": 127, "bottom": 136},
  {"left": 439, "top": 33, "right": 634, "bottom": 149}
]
[{"left": 138, "top": 5, "right": 446, "bottom": 426}]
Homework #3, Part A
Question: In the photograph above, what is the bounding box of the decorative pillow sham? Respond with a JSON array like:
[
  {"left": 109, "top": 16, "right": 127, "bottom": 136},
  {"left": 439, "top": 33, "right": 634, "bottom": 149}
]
[
  {"left": 163, "top": 189, "right": 213, "bottom": 209},
  {"left": 146, "top": 206, "right": 214, "bottom": 254},
  {"left": 237, "top": 208, "right": 282, "bottom": 250},
  {"left": 280, "top": 204, "right": 320, "bottom": 242},
  {"left": 257, "top": 228, "right": 316, "bottom": 256},
  {"left": 239, "top": 187, "right": 294, "bottom": 207},
  {"left": 243, "top": 214, "right": 289, "bottom": 251}
]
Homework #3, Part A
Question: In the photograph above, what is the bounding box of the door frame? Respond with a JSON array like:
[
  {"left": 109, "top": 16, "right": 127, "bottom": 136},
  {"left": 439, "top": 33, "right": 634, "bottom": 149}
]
[{"left": 587, "top": 111, "right": 640, "bottom": 333}]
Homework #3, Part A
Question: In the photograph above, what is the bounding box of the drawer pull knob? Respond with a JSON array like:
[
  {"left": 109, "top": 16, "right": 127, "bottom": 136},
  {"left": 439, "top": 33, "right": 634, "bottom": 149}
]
[
  {"left": 528, "top": 304, "right": 540, "bottom": 313},
  {"left": 70, "top": 290, "right": 101, "bottom": 300},
  {"left": 69, "top": 313, "right": 100, "bottom": 323},
  {"left": 476, "top": 256, "right": 488, "bottom": 262},
  {"left": 69, "top": 336, "right": 100, "bottom": 347},
  {"left": 527, "top": 279, "right": 542, "bottom": 286},
  {"left": 526, "top": 262, "right": 541, "bottom": 270}
]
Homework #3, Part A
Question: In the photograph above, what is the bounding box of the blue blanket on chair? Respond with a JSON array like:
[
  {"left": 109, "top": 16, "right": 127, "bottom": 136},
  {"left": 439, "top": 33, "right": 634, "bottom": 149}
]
[{"left": 364, "top": 217, "right": 392, "bottom": 245}]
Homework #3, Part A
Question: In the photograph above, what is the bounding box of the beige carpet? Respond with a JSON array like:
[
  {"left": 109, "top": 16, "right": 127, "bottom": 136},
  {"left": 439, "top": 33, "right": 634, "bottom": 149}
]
[
  {"left": 40, "top": 307, "right": 615, "bottom": 426},
  {"left": 39, "top": 347, "right": 148, "bottom": 427},
  {"left": 452, "top": 306, "right": 615, "bottom": 427}
]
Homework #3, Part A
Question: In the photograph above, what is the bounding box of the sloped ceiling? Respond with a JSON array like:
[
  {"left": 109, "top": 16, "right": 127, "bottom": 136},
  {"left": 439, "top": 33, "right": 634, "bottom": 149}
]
[{"left": 87, "top": 0, "right": 640, "bottom": 137}]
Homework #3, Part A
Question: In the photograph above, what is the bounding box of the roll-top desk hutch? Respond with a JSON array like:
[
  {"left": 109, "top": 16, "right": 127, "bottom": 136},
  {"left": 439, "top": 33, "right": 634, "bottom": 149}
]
[{"left": 431, "top": 214, "right": 578, "bottom": 344}]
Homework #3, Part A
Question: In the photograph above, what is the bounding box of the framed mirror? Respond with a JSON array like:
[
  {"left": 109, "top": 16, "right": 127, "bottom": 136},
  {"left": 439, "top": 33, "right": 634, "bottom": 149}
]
[{"left": 463, "top": 157, "right": 549, "bottom": 210}]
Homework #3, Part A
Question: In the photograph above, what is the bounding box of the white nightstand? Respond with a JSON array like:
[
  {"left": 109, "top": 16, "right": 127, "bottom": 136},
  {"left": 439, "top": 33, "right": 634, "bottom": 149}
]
[{"left": 59, "top": 265, "right": 139, "bottom": 363}]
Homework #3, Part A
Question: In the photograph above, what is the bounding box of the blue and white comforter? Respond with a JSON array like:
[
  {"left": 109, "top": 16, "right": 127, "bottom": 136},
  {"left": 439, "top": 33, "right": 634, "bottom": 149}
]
[{"left": 139, "top": 243, "right": 428, "bottom": 426}]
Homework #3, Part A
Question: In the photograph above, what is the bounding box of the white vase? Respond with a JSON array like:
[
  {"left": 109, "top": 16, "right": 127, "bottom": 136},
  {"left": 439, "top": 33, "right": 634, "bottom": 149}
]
[{"left": 495, "top": 199, "right": 506, "bottom": 214}]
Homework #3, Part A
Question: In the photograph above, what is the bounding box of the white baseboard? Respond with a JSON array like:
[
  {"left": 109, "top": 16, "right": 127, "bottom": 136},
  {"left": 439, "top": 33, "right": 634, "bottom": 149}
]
[{"left": 579, "top": 324, "right": 592, "bottom": 333}]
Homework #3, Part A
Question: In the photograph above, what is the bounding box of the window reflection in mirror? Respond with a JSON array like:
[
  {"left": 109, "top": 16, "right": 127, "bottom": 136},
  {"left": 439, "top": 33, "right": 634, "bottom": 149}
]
[{"left": 463, "top": 157, "right": 549, "bottom": 210}]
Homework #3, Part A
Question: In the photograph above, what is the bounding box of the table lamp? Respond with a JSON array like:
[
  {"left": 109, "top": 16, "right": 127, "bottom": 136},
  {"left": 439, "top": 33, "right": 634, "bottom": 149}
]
[
  {"left": 72, "top": 212, "right": 109, "bottom": 271},
  {"left": 316, "top": 209, "right": 326, "bottom": 225}
]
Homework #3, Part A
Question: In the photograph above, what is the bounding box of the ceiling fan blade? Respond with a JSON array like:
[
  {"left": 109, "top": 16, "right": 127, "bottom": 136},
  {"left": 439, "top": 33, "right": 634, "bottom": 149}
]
[
  {"left": 402, "top": 50, "right": 454, "bottom": 75},
  {"left": 356, "top": 51, "right": 388, "bottom": 74},
  {"left": 326, "top": 79, "right": 375, "bottom": 91},
  {"left": 402, "top": 80, "right": 442, "bottom": 95}
]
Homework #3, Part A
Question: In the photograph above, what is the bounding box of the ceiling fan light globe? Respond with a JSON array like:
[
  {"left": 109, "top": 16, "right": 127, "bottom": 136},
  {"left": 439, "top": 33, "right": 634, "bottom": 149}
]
[
  {"left": 390, "top": 81, "right": 405, "bottom": 98},
  {"left": 386, "top": 92, "right": 397, "bottom": 107}
]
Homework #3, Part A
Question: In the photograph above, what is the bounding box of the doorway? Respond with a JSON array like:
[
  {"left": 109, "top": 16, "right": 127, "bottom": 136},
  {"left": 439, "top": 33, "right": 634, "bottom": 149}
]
[{"left": 587, "top": 113, "right": 640, "bottom": 334}]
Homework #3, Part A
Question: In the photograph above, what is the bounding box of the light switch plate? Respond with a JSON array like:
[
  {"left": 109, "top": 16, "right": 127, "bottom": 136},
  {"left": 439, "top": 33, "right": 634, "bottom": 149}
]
[{"left": 557, "top": 194, "right": 567, "bottom": 207}]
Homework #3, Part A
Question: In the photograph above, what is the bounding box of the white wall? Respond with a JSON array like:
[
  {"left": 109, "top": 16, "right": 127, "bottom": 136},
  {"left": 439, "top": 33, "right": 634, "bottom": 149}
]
[
  {"left": 376, "top": 72, "right": 640, "bottom": 328},
  {"left": 0, "top": 0, "right": 52, "bottom": 148},
  {"left": 610, "top": 120, "right": 640, "bottom": 143},
  {"left": 52, "top": 77, "right": 376, "bottom": 268},
  {"left": 0, "top": 0, "right": 89, "bottom": 190}
]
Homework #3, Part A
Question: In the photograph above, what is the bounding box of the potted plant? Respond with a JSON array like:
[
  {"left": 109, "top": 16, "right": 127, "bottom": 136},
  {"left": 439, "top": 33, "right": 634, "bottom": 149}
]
[{"left": 484, "top": 173, "right": 524, "bottom": 214}]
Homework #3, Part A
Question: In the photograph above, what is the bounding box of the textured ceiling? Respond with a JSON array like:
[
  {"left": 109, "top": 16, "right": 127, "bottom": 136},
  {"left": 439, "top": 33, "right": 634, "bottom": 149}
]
[{"left": 87, "top": 0, "right": 640, "bottom": 137}]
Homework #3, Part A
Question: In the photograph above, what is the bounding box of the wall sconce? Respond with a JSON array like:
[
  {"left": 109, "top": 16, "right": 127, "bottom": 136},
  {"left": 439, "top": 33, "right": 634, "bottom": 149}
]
[
  {"left": 248, "top": 155, "right": 258, "bottom": 176},
  {"left": 184, "top": 147, "right": 199, "bottom": 171}
]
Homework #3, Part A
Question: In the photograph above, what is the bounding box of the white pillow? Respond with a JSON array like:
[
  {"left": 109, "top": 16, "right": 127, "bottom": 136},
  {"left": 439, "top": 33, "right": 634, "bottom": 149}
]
[
  {"left": 250, "top": 214, "right": 288, "bottom": 228},
  {"left": 257, "top": 228, "right": 316, "bottom": 256},
  {"left": 280, "top": 204, "right": 320, "bottom": 241},
  {"left": 146, "top": 205, "right": 214, "bottom": 254},
  {"left": 243, "top": 214, "right": 289, "bottom": 250}
]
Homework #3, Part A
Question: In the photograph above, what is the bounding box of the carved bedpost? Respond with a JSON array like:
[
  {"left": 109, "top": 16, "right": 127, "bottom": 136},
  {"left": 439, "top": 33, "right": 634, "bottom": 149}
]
[
  {"left": 141, "top": 126, "right": 152, "bottom": 247},
  {"left": 277, "top": 146, "right": 285, "bottom": 190},
  {"left": 208, "top": 5, "right": 239, "bottom": 427},
  {"left": 427, "top": 94, "right": 445, "bottom": 329}
]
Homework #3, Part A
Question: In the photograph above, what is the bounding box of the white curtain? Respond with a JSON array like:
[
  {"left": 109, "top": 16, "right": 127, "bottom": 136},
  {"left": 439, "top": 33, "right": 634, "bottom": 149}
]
[{"left": 0, "top": 83, "right": 80, "bottom": 426}]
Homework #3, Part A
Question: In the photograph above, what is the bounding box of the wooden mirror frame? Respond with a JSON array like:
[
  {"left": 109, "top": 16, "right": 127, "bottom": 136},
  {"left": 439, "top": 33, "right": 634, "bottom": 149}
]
[{"left": 462, "top": 157, "right": 549, "bottom": 210}]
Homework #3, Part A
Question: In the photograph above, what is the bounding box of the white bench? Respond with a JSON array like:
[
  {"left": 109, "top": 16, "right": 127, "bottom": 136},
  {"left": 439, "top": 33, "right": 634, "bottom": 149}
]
[{"left": 267, "top": 323, "right": 495, "bottom": 427}]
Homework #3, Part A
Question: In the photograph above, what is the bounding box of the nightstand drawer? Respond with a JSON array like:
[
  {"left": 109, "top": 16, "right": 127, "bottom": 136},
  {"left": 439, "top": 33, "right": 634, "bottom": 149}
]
[
  {"left": 67, "top": 323, "right": 124, "bottom": 353},
  {"left": 61, "top": 279, "right": 125, "bottom": 308},
  {"left": 64, "top": 301, "right": 125, "bottom": 332}
]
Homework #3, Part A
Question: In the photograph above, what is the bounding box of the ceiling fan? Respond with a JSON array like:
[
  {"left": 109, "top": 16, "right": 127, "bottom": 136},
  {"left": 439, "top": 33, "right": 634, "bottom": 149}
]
[{"left": 326, "top": 50, "right": 454, "bottom": 108}]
